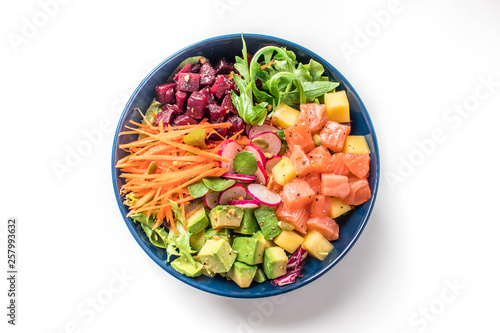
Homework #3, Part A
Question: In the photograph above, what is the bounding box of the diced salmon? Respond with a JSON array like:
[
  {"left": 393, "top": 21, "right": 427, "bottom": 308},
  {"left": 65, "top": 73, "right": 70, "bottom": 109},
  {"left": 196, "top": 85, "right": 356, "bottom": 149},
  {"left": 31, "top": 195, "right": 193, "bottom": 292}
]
[
  {"left": 330, "top": 153, "right": 350, "bottom": 176},
  {"left": 308, "top": 146, "right": 332, "bottom": 173},
  {"left": 310, "top": 194, "right": 332, "bottom": 218},
  {"left": 343, "top": 177, "right": 371, "bottom": 206},
  {"left": 282, "top": 178, "right": 315, "bottom": 210},
  {"left": 290, "top": 145, "right": 313, "bottom": 176},
  {"left": 303, "top": 172, "right": 322, "bottom": 196},
  {"left": 298, "top": 103, "right": 329, "bottom": 132},
  {"left": 276, "top": 202, "right": 309, "bottom": 234},
  {"left": 319, "top": 121, "right": 351, "bottom": 152},
  {"left": 284, "top": 123, "right": 316, "bottom": 154},
  {"left": 307, "top": 217, "right": 339, "bottom": 241},
  {"left": 343, "top": 153, "right": 370, "bottom": 178},
  {"left": 321, "top": 173, "right": 350, "bottom": 198}
]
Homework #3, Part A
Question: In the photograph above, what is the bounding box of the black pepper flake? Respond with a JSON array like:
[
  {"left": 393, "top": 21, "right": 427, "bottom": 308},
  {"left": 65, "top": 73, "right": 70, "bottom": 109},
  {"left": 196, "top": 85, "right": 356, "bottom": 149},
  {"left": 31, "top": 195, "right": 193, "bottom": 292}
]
[
  {"left": 315, "top": 198, "right": 318, "bottom": 201},
  {"left": 297, "top": 193, "right": 300, "bottom": 196},
  {"left": 316, "top": 191, "right": 320, "bottom": 195},
  {"left": 309, "top": 195, "right": 312, "bottom": 198},
  {"left": 302, "top": 161, "right": 306, "bottom": 165}
]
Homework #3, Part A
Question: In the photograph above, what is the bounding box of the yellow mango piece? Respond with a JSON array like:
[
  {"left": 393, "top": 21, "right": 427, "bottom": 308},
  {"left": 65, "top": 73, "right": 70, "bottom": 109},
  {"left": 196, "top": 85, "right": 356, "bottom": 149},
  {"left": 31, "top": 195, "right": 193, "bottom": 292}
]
[
  {"left": 342, "top": 135, "right": 371, "bottom": 154},
  {"left": 301, "top": 230, "right": 334, "bottom": 261},
  {"left": 272, "top": 157, "right": 297, "bottom": 186},
  {"left": 329, "top": 197, "right": 352, "bottom": 219},
  {"left": 272, "top": 103, "right": 300, "bottom": 128},
  {"left": 273, "top": 230, "right": 304, "bottom": 253},
  {"left": 325, "top": 90, "right": 350, "bottom": 123}
]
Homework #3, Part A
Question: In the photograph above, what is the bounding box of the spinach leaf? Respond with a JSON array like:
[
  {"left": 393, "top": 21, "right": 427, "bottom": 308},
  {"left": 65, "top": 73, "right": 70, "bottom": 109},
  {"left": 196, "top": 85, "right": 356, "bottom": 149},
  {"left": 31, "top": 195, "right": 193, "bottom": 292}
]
[
  {"left": 143, "top": 99, "right": 162, "bottom": 125},
  {"left": 202, "top": 177, "right": 235, "bottom": 191},
  {"left": 233, "top": 151, "right": 258, "bottom": 175},
  {"left": 187, "top": 180, "right": 210, "bottom": 198}
]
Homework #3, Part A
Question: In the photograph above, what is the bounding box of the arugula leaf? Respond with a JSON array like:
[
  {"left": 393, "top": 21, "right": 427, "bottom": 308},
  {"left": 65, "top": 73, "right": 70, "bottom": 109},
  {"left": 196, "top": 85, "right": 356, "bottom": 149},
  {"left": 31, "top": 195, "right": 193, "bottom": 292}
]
[
  {"left": 230, "top": 75, "right": 268, "bottom": 126},
  {"left": 307, "top": 59, "right": 325, "bottom": 81},
  {"left": 202, "top": 177, "right": 236, "bottom": 191},
  {"left": 188, "top": 180, "right": 210, "bottom": 198},
  {"left": 233, "top": 151, "right": 258, "bottom": 175},
  {"left": 233, "top": 34, "right": 250, "bottom": 81}
]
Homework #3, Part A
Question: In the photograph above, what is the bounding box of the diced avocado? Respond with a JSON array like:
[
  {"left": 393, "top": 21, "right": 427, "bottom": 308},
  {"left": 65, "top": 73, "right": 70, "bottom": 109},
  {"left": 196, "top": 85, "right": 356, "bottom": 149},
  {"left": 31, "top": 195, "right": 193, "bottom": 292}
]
[
  {"left": 201, "top": 267, "right": 215, "bottom": 278},
  {"left": 234, "top": 208, "right": 259, "bottom": 235},
  {"left": 186, "top": 205, "right": 209, "bottom": 234},
  {"left": 209, "top": 205, "right": 244, "bottom": 229},
  {"left": 197, "top": 238, "right": 236, "bottom": 273},
  {"left": 263, "top": 247, "right": 288, "bottom": 279},
  {"left": 190, "top": 230, "right": 206, "bottom": 252},
  {"left": 205, "top": 227, "right": 231, "bottom": 244},
  {"left": 232, "top": 236, "right": 265, "bottom": 265},
  {"left": 227, "top": 261, "right": 258, "bottom": 288},
  {"left": 254, "top": 205, "right": 282, "bottom": 240},
  {"left": 170, "top": 256, "right": 203, "bottom": 277},
  {"left": 253, "top": 267, "right": 267, "bottom": 283},
  {"left": 252, "top": 231, "right": 274, "bottom": 249}
]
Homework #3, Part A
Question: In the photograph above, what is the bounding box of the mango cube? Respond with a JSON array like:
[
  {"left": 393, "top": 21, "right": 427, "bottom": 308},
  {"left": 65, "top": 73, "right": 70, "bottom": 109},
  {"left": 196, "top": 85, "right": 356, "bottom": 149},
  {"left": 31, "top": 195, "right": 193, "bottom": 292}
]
[
  {"left": 273, "top": 230, "right": 304, "bottom": 253},
  {"left": 342, "top": 135, "right": 371, "bottom": 154},
  {"left": 325, "top": 91, "right": 350, "bottom": 123},
  {"left": 302, "top": 230, "right": 334, "bottom": 261},
  {"left": 272, "top": 103, "right": 300, "bottom": 128},
  {"left": 329, "top": 197, "right": 352, "bottom": 219},
  {"left": 272, "top": 157, "right": 298, "bottom": 186}
]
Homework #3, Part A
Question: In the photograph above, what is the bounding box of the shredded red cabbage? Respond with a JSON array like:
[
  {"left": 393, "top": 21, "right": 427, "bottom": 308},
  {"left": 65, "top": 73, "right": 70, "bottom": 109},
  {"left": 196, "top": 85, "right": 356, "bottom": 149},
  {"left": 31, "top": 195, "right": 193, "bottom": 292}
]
[{"left": 271, "top": 246, "right": 308, "bottom": 286}]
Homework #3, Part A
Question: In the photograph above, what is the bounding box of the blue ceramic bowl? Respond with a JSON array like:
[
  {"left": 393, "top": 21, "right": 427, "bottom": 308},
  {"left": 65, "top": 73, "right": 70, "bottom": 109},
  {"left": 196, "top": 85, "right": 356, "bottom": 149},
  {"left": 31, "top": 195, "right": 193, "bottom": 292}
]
[{"left": 111, "top": 34, "right": 379, "bottom": 298}]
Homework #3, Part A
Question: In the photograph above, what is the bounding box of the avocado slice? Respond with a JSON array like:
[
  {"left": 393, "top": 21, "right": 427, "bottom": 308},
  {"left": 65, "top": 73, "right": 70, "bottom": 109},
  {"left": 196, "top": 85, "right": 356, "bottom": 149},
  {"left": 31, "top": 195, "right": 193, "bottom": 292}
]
[
  {"left": 186, "top": 205, "right": 209, "bottom": 235},
  {"left": 209, "top": 205, "right": 244, "bottom": 229},
  {"left": 170, "top": 256, "right": 203, "bottom": 277},
  {"left": 253, "top": 267, "right": 267, "bottom": 283},
  {"left": 232, "top": 236, "right": 266, "bottom": 265},
  {"left": 189, "top": 230, "right": 206, "bottom": 252},
  {"left": 263, "top": 246, "right": 288, "bottom": 279},
  {"left": 205, "top": 227, "right": 231, "bottom": 244},
  {"left": 254, "top": 205, "right": 282, "bottom": 240},
  {"left": 197, "top": 238, "right": 236, "bottom": 273},
  {"left": 234, "top": 208, "right": 259, "bottom": 235},
  {"left": 227, "top": 261, "right": 258, "bottom": 288}
]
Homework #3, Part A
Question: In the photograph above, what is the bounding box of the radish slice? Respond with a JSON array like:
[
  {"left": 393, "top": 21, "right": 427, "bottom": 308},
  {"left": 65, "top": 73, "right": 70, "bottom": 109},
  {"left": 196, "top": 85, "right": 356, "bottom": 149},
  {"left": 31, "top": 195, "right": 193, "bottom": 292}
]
[
  {"left": 251, "top": 131, "right": 282, "bottom": 156},
  {"left": 254, "top": 161, "right": 268, "bottom": 185},
  {"left": 248, "top": 124, "right": 278, "bottom": 139},
  {"left": 218, "top": 184, "right": 248, "bottom": 205},
  {"left": 223, "top": 173, "right": 257, "bottom": 183},
  {"left": 244, "top": 144, "right": 266, "bottom": 168},
  {"left": 247, "top": 184, "right": 281, "bottom": 207},
  {"left": 245, "top": 123, "right": 253, "bottom": 136},
  {"left": 218, "top": 140, "right": 243, "bottom": 174},
  {"left": 265, "top": 155, "right": 282, "bottom": 173},
  {"left": 203, "top": 191, "right": 220, "bottom": 210},
  {"left": 228, "top": 199, "right": 259, "bottom": 209}
]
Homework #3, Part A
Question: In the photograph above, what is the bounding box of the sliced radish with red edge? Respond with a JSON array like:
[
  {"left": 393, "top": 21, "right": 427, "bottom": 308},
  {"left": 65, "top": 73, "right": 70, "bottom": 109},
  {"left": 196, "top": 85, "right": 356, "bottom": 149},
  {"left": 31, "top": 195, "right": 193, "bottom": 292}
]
[
  {"left": 228, "top": 199, "right": 259, "bottom": 209},
  {"left": 248, "top": 124, "right": 278, "bottom": 139},
  {"left": 265, "top": 155, "right": 283, "bottom": 173},
  {"left": 203, "top": 191, "right": 220, "bottom": 210},
  {"left": 223, "top": 173, "right": 257, "bottom": 183},
  {"left": 218, "top": 184, "right": 248, "bottom": 205},
  {"left": 218, "top": 140, "right": 243, "bottom": 174},
  {"left": 247, "top": 183, "right": 281, "bottom": 207},
  {"left": 244, "top": 144, "right": 266, "bottom": 168},
  {"left": 251, "top": 131, "right": 281, "bottom": 156},
  {"left": 254, "top": 161, "right": 268, "bottom": 185}
]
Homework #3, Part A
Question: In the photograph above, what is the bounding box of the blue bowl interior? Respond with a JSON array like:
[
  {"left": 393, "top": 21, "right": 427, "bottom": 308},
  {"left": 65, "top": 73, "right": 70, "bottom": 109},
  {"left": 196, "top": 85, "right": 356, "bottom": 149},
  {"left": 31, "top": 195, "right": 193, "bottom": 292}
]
[{"left": 112, "top": 34, "right": 379, "bottom": 298}]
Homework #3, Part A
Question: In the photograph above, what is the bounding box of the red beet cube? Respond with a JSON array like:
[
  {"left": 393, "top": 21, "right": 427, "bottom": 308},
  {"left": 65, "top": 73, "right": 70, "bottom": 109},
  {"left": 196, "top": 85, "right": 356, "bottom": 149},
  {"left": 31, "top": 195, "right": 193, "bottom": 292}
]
[
  {"left": 176, "top": 73, "right": 201, "bottom": 92},
  {"left": 173, "top": 63, "right": 192, "bottom": 81},
  {"left": 155, "top": 83, "right": 176, "bottom": 104},
  {"left": 208, "top": 104, "right": 226, "bottom": 123},
  {"left": 214, "top": 58, "right": 235, "bottom": 75},
  {"left": 210, "top": 75, "right": 234, "bottom": 99},
  {"left": 155, "top": 104, "right": 181, "bottom": 126},
  {"left": 207, "top": 128, "right": 227, "bottom": 142},
  {"left": 173, "top": 114, "right": 199, "bottom": 126},
  {"left": 175, "top": 91, "right": 187, "bottom": 111},
  {"left": 226, "top": 114, "right": 244, "bottom": 137},
  {"left": 221, "top": 94, "right": 237, "bottom": 114},
  {"left": 199, "top": 87, "right": 215, "bottom": 104},
  {"left": 187, "top": 90, "right": 208, "bottom": 119},
  {"left": 200, "top": 63, "right": 216, "bottom": 86}
]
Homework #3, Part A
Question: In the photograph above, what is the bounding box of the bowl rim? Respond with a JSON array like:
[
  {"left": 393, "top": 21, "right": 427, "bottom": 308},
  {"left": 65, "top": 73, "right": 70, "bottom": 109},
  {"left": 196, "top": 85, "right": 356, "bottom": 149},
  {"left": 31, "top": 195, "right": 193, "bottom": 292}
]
[{"left": 111, "top": 33, "right": 380, "bottom": 298}]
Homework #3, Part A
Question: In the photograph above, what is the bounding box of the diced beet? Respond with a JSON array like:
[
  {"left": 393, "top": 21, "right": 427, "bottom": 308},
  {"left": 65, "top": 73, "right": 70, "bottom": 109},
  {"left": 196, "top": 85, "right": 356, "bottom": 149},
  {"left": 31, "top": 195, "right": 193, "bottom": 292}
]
[
  {"left": 155, "top": 104, "right": 181, "bottom": 126},
  {"left": 175, "top": 91, "right": 187, "bottom": 111},
  {"left": 173, "top": 114, "right": 198, "bottom": 126},
  {"left": 191, "top": 63, "right": 201, "bottom": 73},
  {"left": 208, "top": 104, "right": 226, "bottom": 123},
  {"left": 200, "top": 63, "right": 216, "bottom": 86},
  {"left": 173, "top": 64, "right": 192, "bottom": 81},
  {"left": 210, "top": 75, "right": 234, "bottom": 99},
  {"left": 221, "top": 94, "right": 237, "bottom": 114},
  {"left": 199, "top": 86, "right": 215, "bottom": 104},
  {"left": 226, "top": 114, "right": 244, "bottom": 137},
  {"left": 207, "top": 128, "right": 227, "bottom": 142},
  {"left": 176, "top": 73, "right": 201, "bottom": 92},
  {"left": 214, "top": 58, "right": 235, "bottom": 75},
  {"left": 187, "top": 91, "right": 208, "bottom": 119},
  {"left": 155, "top": 83, "right": 176, "bottom": 104}
]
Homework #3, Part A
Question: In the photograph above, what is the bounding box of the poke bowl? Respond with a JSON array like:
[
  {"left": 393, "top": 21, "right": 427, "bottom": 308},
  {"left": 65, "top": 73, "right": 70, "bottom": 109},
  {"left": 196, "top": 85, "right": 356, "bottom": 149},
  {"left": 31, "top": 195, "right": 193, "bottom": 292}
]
[{"left": 111, "top": 33, "right": 380, "bottom": 298}]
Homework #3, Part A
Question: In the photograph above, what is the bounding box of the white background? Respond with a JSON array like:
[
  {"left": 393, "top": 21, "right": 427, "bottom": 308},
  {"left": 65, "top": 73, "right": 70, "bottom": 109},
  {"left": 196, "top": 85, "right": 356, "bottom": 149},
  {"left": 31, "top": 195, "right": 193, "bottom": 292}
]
[{"left": 1, "top": 0, "right": 499, "bottom": 332}]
